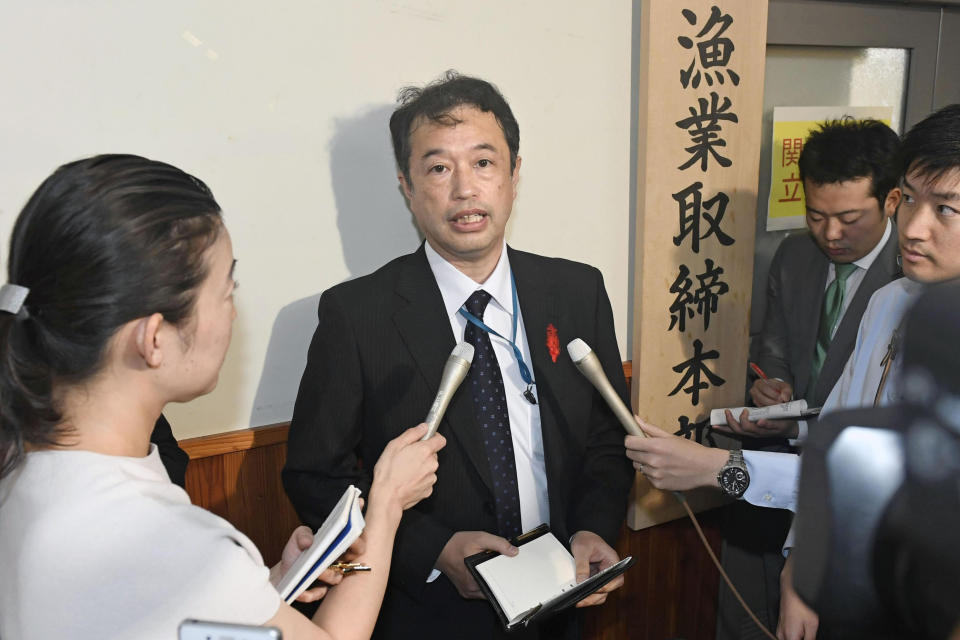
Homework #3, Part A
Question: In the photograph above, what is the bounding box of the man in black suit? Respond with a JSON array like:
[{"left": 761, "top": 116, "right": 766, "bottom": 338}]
[
  {"left": 283, "top": 72, "right": 633, "bottom": 639},
  {"left": 717, "top": 119, "right": 901, "bottom": 639}
]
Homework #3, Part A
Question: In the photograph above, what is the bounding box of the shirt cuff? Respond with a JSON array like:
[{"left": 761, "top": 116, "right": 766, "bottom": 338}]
[
  {"left": 782, "top": 520, "right": 797, "bottom": 557},
  {"left": 741, "top": 451, "right": 799, "bottom": 512},
  {"left": 788, "top": 419, "right": 809, "bottom": 447},
  {"left": 427, "top": 569, "right": 441, "bottom": 583}
]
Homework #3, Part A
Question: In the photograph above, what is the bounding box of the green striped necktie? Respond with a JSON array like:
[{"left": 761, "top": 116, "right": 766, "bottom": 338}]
[{"left": 809, "top": 262, "right": 859, "bottom": 394}]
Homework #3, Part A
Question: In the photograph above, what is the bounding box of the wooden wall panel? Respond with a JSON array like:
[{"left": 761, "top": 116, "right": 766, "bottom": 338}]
[
  {"left": 184, "top": 452, "right": 228, "bottom": 521},
  {"left": 184, "top": 432, "right": 302, "bottom": 566},
  {"left": 224, "top": 444, "right": 302, "bottom": 566},
  {"left": 583, "top": 509, "right": 723, "bottom": 640}
]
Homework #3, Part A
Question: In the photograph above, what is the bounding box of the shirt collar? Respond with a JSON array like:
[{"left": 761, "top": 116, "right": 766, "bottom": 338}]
[
  {"left": 424, "top": 241, "right": 513, "bottom": 320},
  {"left": 852, "top": 217, "right": 892, "bottom": 271}
]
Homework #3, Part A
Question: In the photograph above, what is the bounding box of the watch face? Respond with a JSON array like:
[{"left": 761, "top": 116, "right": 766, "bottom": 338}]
[{"left": 720, "top": 467, "right": 750, "bottom": 496}]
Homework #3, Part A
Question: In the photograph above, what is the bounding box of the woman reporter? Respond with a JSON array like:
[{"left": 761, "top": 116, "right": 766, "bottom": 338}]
[{"left": 0, "top": 154, "right": 445, "bottom": 640}]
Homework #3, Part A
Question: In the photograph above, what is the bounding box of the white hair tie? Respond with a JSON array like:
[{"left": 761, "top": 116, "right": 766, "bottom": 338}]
[{"left": 0, "top": 284, "right": 30, "bottom": 316}]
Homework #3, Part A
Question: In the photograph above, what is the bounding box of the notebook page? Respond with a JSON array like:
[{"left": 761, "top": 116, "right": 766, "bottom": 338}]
[{"left": 475, "top": 533, "right": 577, "bottom": 623}]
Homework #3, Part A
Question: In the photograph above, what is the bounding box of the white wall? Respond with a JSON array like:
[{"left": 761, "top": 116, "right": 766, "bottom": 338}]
[{"left": 0, "top": 1, "right": 633, "bottom": 439}]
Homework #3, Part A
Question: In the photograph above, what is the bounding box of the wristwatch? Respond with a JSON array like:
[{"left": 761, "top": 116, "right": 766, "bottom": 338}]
[{"left": 717, "top": 449, "right": 750, "bottom": 498}]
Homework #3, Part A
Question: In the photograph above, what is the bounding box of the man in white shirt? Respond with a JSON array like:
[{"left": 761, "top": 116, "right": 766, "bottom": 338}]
[
  {"left": 284, "top": 72, "right": 633, "bottom": 639},
  {"left": 625, "top": 103, "right": 960, "bottom": 639}
]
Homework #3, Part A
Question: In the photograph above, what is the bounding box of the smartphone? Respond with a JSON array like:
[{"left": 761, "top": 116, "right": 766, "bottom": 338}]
[{"left": 178, "top": 619, "right": 282, "bottom": 640}]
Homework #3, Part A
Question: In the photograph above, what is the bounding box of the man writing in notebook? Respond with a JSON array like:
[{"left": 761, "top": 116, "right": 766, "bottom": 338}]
[
  {"left": 717, "top": 119, "right": 901, "bottom": 639},
  {"left": 625, "top": 103, "right": 960, "bottom": 639},
  {"left": 751, "top": 118, "right": 900, "bottom": 414},
  {"left": 284, "top": 71, "right": 633, "bottom": 639}
]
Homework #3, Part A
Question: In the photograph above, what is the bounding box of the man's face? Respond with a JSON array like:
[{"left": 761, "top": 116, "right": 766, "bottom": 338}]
[
  {"left": 804, "top": 177, "right": 892, "bottom": 263},
  {"left": 898, "top": 167, "right": 960, "bottom": 283},
  {"left": 399, "top": 106, "right": 519, "bottom": 277}
]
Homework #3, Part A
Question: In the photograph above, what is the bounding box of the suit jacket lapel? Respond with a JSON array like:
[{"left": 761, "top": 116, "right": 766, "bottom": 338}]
[
  {"left": 813, "top": 227, "right": 900, "bottom": 403},
  {"left": 392, "top": 247, "right": 494, "bottom": 493},
  {"left": 508, "top": 248, "right": 568, "bottom": 487},
  {"left": 793, "top": 242, "right": 830, "bottom": 397}
]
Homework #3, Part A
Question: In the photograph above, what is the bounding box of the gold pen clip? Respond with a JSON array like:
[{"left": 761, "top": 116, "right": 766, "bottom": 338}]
[{"left": 331, "top": 562, "right": 372, "bottom": 574}]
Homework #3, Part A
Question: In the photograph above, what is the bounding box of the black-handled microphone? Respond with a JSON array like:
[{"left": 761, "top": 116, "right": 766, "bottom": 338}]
[
  {"left": 421, "top": 342, "right": 475, "bottom": 440},
  {"left": 567, "top": 338, "right": 645, "bottom": 437}
]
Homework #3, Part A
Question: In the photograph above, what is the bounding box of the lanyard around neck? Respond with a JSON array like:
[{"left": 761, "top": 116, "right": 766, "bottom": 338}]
[{"left": 458, "top": 272, "right": 537, "bottom": 404}]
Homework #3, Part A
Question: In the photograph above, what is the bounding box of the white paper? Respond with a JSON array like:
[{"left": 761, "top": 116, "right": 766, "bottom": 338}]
[
  {"left": 475, "top": 533, "right": 576, "bottom": 624},
  {"left": 710, "top": 399, "right": 808, "bottom": 426}
]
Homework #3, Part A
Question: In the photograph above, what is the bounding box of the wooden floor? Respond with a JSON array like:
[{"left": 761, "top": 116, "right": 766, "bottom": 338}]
[{"left": 183, "top": 422, "right": 723, "bottom": 640}]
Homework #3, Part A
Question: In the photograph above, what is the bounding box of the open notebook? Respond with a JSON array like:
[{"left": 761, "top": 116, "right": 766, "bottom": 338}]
[
  {"left": 275, "top": 485, "right": 364, "bottom": 604},
  {"left": 465, "top": 525, "right": 634, "bottom": 629}
]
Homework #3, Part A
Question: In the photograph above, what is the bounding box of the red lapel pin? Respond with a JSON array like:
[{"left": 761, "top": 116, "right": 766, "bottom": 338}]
[{"left": 546, "top": 323, "right": 560, "bottom": 363}]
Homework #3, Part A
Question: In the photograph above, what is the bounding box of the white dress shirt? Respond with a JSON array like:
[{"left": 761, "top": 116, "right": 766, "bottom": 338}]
[
  {"left": 818, "top": 277, "right": 923, "bottom": 417},
  {"left": 741, "top": 278, "right": 923, "bottom": 535},
  {"left": 424, "top": 241, "right": 551, "bottom": 533}
]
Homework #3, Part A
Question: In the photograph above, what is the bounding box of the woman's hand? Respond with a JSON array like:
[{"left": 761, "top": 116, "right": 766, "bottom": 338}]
[
  {"left": 368, "top": 424, "right": 446, "bottom": 520},
  {"left": 270, "top": 525, "right": 344, "bottom": 602}
]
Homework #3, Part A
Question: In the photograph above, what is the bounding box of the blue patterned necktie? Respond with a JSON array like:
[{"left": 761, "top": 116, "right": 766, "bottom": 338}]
[{"left": 463, "top": 289, "right": 522, "bottom": 538}]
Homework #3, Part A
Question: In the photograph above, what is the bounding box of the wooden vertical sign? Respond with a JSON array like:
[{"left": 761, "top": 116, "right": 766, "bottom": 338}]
[{"left": 630, "top": 0, "right": 768, "bottom": 529}]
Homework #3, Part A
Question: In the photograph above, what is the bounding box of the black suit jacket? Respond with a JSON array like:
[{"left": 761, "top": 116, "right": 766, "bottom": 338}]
[
  {"left": 283, "top": 245, "right": 633, "bottom": 638},
  {"left": 753, "top": 228, "right": 899, "bottom": 407},
  {"left": 151, "top": 414, "right": 188, "bottom": 488}
]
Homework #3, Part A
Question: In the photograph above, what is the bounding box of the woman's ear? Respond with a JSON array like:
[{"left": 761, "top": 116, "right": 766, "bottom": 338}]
[{"left": 135, "top": 313, "right": 166, "bottom": 368}]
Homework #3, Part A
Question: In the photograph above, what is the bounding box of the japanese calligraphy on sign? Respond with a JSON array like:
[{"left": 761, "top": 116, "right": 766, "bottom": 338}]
[
  {"left": 631, "top": 0, "right": 767, "bottom": 529},
  {"left": 678, "top": 6, "right": 741, "bottom": 89},
  {"left": 766, "top": 105, "right": 894, "bottom": 231}
]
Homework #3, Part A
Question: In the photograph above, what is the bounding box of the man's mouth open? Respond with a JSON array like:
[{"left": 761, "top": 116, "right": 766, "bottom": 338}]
[{"left": 452, "top": 210, "right": 488, "bottom": 227}]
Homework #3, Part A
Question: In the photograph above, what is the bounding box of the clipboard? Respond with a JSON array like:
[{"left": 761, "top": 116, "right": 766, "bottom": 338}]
[{"left": 464, "top": 524, "right": 635, "bottom": 630}]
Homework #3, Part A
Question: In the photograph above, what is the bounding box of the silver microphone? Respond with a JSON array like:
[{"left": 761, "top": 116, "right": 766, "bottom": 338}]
[
  {"left": 421, "top": 342, "right": 475, "bottom": 440},
  {"left": 567, "top": 338, "right": 645, "bottom": 437}
]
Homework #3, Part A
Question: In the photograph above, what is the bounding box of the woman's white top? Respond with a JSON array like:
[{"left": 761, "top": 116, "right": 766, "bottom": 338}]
[{"left": 0, "top": 445, "right": 280, "bottom": 640}]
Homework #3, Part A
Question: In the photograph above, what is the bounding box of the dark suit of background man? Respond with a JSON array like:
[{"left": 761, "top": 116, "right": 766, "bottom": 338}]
[
  {"left": 152, "top": 414, "right": 188, "bottom": 488},
  {"left": 718, "top": 119, "right": 901, "bottom": 640},
  {"left": 283, "top": 71, "right": 633, "bottom": 639}
]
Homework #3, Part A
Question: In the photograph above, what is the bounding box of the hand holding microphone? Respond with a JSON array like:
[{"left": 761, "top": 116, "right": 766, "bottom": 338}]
[
  {"left": 421, "top": 342, "right": 475, "bottom": 440},
  {"left": 566, "top": 338, "right": 645, "bottom": 437}
]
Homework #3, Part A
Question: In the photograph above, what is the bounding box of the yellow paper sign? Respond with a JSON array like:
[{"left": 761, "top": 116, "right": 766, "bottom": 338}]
[{"left": 768, "top": 120, "right": 815, "bottom": 221}]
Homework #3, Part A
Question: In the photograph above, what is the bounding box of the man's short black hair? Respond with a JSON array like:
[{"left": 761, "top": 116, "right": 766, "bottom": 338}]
[
  {"left": 798, "top": 117, "right": 900, "bottom": 205},
  {"left": 899, "top": 104, "right": 960, "bottom": 182},
  {"left": 389, "top": 70, "right": 520, "bottom": 184}
]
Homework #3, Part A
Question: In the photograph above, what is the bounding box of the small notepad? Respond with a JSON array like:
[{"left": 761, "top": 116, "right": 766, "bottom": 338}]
[
  {"left": 710, "top": 399, "right": 816, "bottom": 426},
  {"left": 465, "top": 525, "right": 635, "bottom": 629},
  {"left": 275, "top": 485, "right": 365, "bottom": 604}
]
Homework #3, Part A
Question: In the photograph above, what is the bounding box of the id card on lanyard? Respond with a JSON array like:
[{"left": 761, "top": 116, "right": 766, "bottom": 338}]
[{"left": 459, "top": 272, "right": 538, "bottom": 404}]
